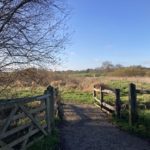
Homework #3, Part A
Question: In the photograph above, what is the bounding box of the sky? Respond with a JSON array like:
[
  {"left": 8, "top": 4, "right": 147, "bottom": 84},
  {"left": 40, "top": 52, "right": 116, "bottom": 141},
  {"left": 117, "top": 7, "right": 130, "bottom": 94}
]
[{"left": 59, "top": 0, "right": 150, "bottom": 70}]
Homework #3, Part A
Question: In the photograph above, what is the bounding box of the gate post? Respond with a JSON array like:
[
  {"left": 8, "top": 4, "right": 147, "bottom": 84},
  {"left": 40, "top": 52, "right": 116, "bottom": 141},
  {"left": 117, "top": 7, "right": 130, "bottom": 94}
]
[{"left": 44, "top": 85, "right": 55, "bottom": 135}]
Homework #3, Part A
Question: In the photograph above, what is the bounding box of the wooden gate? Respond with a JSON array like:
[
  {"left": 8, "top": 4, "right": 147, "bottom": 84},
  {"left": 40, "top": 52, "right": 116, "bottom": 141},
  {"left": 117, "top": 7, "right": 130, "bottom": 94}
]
[{"left": 0, "top": 85, "right": 58, "bottom": 150}]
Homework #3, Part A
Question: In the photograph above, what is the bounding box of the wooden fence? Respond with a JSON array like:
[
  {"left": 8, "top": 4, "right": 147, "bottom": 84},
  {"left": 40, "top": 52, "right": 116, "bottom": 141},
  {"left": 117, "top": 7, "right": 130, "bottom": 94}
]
[
  {"left": 129, "top": 83, "right": 150, "bottom": 125},
  {"left": 93, "top": 83, "right": 150, "bottom": 126},
  {"left": 0, "top": 85, "right": 60, "bottom": 150},
  {"left": 93, "top": 85, "right": 121, "bottom": 118}
]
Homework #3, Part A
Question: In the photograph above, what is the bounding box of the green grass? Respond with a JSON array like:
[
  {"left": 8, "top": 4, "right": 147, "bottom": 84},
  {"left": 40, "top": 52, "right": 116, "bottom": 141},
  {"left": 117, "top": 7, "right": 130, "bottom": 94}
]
[
  {"left": 0, "top": 87, "right": 45, "bottom": 99},
  {"left": 28, "top": 129, "right": 60, "bottom": 150},
  {"left": 138, "top": 110, "right": 150, "bottom": 131},
  {"left": 61, "top": 90, "right": 93, "bottom": 104},
  {"left": 112, "top": 110, "right": 150, "bottom": 138}
]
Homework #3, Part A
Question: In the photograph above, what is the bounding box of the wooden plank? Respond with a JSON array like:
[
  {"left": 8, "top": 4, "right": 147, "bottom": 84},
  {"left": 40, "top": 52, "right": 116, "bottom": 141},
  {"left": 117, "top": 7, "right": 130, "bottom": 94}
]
[
  {"left": 0, "top": 94, "right": 50, "bottom": 106},
  {"left": 0, "top": 105, "right": 13, "bottom": 112},
  {"left": 93, "top": 88, "right": 100, "bottom": 92},
  {"left": 136, "top": 89, "right": 150, "bottom": 94},
  {"left": 0, "top": 105, "right": 46, "bottom": 125},
  {"left": 94, "top": 97, "right": 115, "bottom": 111},
  {"left": 21, "top": 125, "right": 33, "bottom": 150},
  {"left": 101, "top": 108, "right": 111, "bottom": 114},
  {"left": 2, "top": 125, "right": 47, "bottom": 149},
  {"left": 94, "top": 103, "right": 101, "bottom": 108},
  {"left": 1, "top": 123, "right": 32, "bottom": 139},
  {"left": 0, "top": 140, "right": 14, "bottom": 150},
  {"left": 102, "top": 89, "right": 115, "bottom": 94},
  {"left": 94, "top": 103, "right": 111, "bottom": 114},
  {"left": 18, "top": 105, "right": 47, "bottom": 136},
  {"left": 94, "top": 97, "right": 100, "bottom": 104},
  {"left": 1, "top": 113, "right": 46, "bottom": 140},
  {"left": 0, "top": 105, "right": 18, "bottom": 139},
  {"left": 102, "top": 102, "right": 115, "bottom": 111},
  {"left": 94, "top": 87, "right": 115, "bottom": 93}
]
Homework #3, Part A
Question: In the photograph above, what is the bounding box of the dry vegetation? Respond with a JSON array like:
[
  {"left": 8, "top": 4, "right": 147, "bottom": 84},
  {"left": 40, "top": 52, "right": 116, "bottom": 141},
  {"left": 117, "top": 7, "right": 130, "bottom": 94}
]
[
  {"left": 2, "top": 68, "right": 150, "bottom": 97},
  {"left": 0, "top": 68, "right": 150, "bottom": 139}
]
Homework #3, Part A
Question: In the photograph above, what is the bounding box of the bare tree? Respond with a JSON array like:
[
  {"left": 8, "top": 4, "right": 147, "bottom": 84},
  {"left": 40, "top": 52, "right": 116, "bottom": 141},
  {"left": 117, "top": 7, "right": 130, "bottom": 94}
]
[
  {"left": 0, "top": 0, "right": 68, "bottom": 71},
  {"left": 101, "top": 61, "right": 114, "bottom": 71}
]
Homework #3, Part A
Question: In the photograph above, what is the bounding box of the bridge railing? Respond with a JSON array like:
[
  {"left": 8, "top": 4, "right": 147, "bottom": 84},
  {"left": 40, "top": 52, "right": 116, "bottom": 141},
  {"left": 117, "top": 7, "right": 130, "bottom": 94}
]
[{"left": 93, "top": 84, "right": 121, "bottom": 118}]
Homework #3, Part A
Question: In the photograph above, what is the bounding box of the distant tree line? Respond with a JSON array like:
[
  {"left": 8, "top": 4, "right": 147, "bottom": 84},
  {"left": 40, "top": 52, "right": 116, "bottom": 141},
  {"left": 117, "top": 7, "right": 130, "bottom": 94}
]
[
  {"left": 61, "top": 61, "right": 150, "bottom": 77},
  {"left": 1, "top": 62, "right": 150, "bottom": 93}
]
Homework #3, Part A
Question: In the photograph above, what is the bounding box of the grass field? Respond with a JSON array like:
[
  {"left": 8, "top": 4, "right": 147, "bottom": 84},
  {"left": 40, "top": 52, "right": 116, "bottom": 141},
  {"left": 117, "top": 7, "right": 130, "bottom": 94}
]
[
  {"left": 0, "top": 76, "right": 150, "bottom": 140},
  {"left": 0, "top": 86, "right": 45, "bottom": 99},
  {"left": 112, "top": 109, "right": 150, "bottom": 139},
  {"left": 61, "top": 90, "right": 93, "bottom": 104}
]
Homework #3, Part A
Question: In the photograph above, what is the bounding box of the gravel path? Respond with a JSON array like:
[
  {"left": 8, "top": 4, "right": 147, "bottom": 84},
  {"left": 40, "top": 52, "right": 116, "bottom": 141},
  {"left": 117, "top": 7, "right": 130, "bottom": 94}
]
[{"left": 60, "top": 103, "right": 150, "bottom": 150}]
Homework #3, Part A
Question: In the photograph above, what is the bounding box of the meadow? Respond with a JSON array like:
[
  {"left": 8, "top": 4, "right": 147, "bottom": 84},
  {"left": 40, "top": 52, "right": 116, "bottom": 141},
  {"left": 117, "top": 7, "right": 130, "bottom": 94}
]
[{"left": 0, "top": 74, "right": 150, "bottom": 143}]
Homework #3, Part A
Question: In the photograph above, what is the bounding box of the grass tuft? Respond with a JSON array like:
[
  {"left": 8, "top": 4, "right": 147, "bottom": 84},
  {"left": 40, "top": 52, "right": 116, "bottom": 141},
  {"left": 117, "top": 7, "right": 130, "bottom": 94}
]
[{"left": 28, "top": 129, "right": 60, "bottom": 150}]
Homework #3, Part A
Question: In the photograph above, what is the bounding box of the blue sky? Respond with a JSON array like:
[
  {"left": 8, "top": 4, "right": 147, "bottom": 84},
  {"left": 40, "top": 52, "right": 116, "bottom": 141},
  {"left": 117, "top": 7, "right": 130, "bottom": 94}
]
[{"left": 60, "top": 0, "right": 150, "bottom": 70}]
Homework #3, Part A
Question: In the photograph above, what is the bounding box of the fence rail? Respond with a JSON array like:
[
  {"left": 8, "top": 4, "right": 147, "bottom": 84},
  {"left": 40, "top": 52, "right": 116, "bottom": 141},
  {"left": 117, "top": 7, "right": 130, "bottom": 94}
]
[
  {"left": 93, "top": 85, "right": 121, "bottom": 118},
  {"left": 93, "top": 83, "right": 150, "bottom": 126},
  {"left": 0, "top": 85, "right": 60, "bottom": 150}
]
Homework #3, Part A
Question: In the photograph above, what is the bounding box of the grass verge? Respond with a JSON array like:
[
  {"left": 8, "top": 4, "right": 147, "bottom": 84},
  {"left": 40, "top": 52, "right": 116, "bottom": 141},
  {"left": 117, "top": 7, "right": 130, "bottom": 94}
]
[
  {"left": 28, "top": 118, "right": 62, "bottom": 150},
  {"left": 112, "top": 110, "right": 150, "bottom": 139},
  {"left": 28, "top": 129, "right": 60, "bottom": 150}
]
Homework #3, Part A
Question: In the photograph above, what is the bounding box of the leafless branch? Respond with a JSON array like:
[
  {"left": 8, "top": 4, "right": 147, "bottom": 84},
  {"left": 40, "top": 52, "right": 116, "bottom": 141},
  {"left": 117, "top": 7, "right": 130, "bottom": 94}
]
[{"left": 0, "top": 0, "right": 69, "bottom": 71}]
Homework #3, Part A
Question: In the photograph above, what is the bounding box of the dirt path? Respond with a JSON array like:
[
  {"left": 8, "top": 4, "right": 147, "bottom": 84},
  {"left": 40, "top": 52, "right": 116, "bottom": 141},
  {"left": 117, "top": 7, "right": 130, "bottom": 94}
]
[{"left": 60, "top": 103, "right": 150, "bottom": 150}]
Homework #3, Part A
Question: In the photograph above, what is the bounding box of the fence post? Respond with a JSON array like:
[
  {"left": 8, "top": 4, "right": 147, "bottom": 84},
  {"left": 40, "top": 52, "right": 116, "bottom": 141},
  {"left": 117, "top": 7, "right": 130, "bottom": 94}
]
[
  {"left": 129, "top": 83, "right": 138, "bottom": 126},
  {"left": 44, "top": 85, "right": 55, "bottom": 135},
  {"left": 93, "top": 89, "right": 96, "bottom": 102},
  {"left": 47, "top": 86, "right": 55, "bottom": 126},
  {"left": 100, "top": 86, "right": 103, "bottom": 109},
  {"left": 44, "top": 89, "right": 51, "bottom": 135},
  {"left": 115, "top": 89, "right": 121, "bottom": 118},
  {"left": 93, "top": 90, "right": 96, "bottom": 97},
  {"left": 55, "top": 88, "right": 64, "bottom": 120}
]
